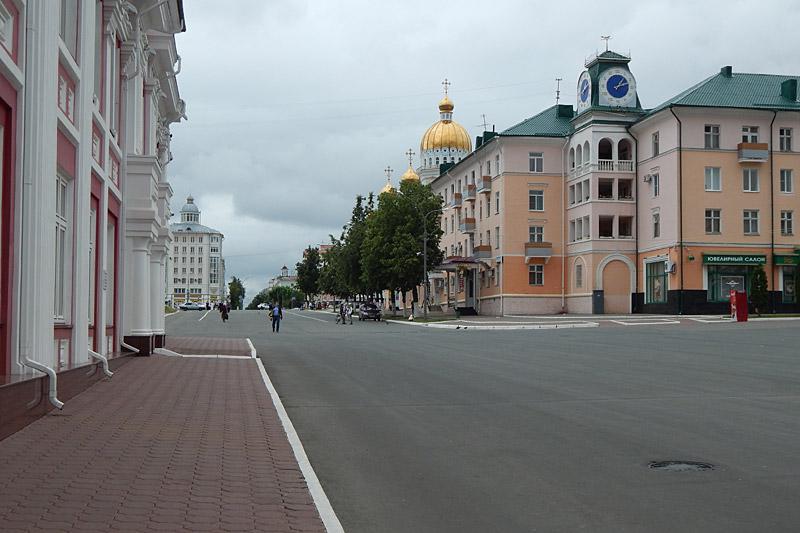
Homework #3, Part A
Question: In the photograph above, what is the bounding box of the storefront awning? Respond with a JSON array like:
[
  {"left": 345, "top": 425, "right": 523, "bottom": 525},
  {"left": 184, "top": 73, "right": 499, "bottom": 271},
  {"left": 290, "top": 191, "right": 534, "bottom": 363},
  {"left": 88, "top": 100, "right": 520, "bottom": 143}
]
[
  {"left": 774, "top": 254, "right": 800, "bottom": 266},
  {"left": 436, "top": 257, "right": 487, "bottom": 272}
]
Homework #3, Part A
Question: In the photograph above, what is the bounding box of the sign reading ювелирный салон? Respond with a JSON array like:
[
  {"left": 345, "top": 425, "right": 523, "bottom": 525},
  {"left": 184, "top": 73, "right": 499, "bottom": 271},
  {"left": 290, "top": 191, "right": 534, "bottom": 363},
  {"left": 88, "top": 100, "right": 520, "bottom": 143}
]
[{"left": 702, "top": 253, "right": 767, "bottom": 265}]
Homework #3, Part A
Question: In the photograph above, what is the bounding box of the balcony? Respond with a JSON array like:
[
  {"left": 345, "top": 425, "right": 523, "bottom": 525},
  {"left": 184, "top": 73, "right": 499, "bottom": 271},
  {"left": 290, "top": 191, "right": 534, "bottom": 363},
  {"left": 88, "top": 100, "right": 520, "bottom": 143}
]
[
  {"left": 463, "top": 184, "right": 476, "bottom": 202},
  {"left": 459, "top": 217, "right": 476, "bottom": 233},
  {"left": 472, "top": 244, "right": 492, "bottom": 260},
  {"left": 738, "top": 142, "right": 769, "bottom": 162},
  {"left": 595, "top": 159, "right": 634, "bottom": 172},
  {"left": 450, "top": 192, "right": 462, "bottom": 208},
  {"left": 477, "top": 176, "right": 492, "bottom": 194},
  {"left": 525, "top": 241, "right": 553, "bottom": 259}
]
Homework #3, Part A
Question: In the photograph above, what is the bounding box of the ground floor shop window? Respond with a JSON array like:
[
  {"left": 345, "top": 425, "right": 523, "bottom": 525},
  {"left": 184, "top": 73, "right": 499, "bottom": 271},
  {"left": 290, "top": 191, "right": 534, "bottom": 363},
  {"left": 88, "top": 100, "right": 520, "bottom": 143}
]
[
  {"left": 645, "top": 261, "right": 667, "bottom": 303},
  {"left": 783, "top": 266, "right": 797, "bottom": 303},
  {"left": 707, "top": 265, "right": 751, "bottom": 302}
]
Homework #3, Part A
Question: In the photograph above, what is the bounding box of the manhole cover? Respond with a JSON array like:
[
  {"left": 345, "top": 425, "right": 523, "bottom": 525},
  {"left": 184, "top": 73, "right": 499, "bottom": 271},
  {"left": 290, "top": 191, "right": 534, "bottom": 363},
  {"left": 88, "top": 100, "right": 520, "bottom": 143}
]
[{"left": 649, "top": 460, "right": 714, "bottom": 472}]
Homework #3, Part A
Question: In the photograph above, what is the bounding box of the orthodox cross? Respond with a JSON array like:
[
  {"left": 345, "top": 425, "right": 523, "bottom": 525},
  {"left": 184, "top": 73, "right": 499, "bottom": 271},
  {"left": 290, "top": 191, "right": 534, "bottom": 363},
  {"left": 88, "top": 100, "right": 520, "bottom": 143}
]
[
  {"left": 555, "top": 78, "right": 563, "bottom": 105},
  {"left": 405, "top": 149, "right": 415, "bottom": 167},
  {"left": 601, "top": 35, "right": 611, "bottom": 51},
  {"left": 441, "top": 78, "right": 451, "bottom": 96},
  {"left": 384, "top": 166, "right": 393, "bottom": 179}
]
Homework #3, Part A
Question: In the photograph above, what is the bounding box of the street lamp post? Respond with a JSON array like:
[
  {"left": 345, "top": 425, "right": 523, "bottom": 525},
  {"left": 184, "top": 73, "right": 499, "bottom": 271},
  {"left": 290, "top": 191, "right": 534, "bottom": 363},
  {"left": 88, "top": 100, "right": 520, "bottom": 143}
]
[{"left": 420, "top": 208, "right": 440, "bottom": 321}]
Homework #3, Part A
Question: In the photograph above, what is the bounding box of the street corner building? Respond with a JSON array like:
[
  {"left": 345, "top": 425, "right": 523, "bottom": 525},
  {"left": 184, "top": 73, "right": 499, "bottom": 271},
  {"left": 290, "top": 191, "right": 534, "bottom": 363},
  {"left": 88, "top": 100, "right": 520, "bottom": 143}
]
[
  {"left": 166, "top": 195, "right": 226, "bottom": 307},
  {"left": 427, "top": 51, "right": 800, "bottom": 316},
  {"left": 0, "top": 1, "right": 186, "bottom": 438}
]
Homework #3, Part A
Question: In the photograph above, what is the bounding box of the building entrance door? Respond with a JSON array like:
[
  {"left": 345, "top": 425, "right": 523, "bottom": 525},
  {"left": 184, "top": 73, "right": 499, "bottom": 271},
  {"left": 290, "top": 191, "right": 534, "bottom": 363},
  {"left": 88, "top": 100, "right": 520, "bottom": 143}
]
[
  {"left": 0, "top": 102, "right": 9, "bottom": 374},
  {"left": 602, "top": 260, "right": 632, "bottom": 314},
  {"left": 465, "top": 270, "right": 475, "bottom": 309}
]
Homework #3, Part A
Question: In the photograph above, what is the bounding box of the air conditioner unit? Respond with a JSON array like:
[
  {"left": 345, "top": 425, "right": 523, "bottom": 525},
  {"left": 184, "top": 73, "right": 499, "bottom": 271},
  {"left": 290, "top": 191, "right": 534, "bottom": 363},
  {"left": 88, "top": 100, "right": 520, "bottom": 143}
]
[
  {"left": 643, "top": 174, "right": 652, "bottom": 182},
  {"left": 495, "top": 256, "right": 503, "bottom": 263},
  {"left": 666, "top": 260, "right": 676, "bottom": 273}
]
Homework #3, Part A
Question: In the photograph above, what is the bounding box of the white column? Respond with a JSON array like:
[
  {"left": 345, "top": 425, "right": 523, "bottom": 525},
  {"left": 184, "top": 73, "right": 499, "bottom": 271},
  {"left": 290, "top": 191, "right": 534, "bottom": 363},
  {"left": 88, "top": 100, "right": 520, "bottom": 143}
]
[
  {"left": 16, "top": 2, "right": 59, "bottom": 373},
  {"left": 126, "top": 237, "right": 152, "bottom": 335},
  {"left": 150, "top": 247, "right": 164, "bottom": 335}
]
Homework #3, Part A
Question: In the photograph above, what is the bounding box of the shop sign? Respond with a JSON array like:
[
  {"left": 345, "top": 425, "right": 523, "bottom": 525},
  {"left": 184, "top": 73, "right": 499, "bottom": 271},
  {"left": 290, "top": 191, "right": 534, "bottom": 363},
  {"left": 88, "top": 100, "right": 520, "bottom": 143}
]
[
  {"left": 703, "top": 253, "right": 766, "bottom": 265},
  {"left": 774, "top": 255, "right": 800, "bottom": 266}
]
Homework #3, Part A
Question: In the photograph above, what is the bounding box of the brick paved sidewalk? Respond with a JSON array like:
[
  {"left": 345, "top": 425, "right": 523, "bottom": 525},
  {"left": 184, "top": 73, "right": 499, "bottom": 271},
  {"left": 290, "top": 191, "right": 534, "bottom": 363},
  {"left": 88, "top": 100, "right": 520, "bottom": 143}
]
[
  {"left": 0, "top": 356, "right": 326, "bottom": 532},
  {"left": 165, "top": 336, "right": 253, "bottom": 357}
]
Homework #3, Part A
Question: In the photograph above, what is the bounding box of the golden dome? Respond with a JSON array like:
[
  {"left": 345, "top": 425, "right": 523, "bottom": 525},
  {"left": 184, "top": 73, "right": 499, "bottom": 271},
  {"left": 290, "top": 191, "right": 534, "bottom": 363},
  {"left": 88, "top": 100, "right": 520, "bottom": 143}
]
[
  {"left": 400, "top": 165, "right": 420, "bottom": 182},
  {"left": 421, "top": 96, "right": 472, "bottom": 152},
  {"left": 380, "top": 178, "right": 395, "bottom": 194}
]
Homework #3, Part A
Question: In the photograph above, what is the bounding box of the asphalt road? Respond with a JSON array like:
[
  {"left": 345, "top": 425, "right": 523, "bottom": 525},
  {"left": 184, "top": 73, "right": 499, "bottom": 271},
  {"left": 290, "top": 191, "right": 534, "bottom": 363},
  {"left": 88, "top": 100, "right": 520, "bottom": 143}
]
[{"left": 167, "top": 309, "right": 800, "bottom": 532}]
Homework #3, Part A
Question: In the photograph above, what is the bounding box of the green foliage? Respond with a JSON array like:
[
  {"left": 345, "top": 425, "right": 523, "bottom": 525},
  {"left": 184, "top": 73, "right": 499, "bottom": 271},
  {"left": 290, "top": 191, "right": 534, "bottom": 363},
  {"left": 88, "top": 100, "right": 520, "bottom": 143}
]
[
  {"left": 267, "top": 285, "right": 305, "bottom": 308},
  {"left": 228, "top": 276, "right": 245, "bottom": 310},
  {"left": 246, "top": 288, "right": 270, "bottom": 310},
  {"left": 750, "top": 265, "right": 769, "bottom": 315},
  {"left": 295, "top": 246, "right": 321, "bottom": 301}
]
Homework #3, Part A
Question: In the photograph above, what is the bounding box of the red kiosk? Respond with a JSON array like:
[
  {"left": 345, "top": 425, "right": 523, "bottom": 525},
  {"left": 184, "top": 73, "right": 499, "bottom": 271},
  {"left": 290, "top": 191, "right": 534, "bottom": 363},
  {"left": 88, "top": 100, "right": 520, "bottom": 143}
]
[{"left": 730, "top": 290, "right": 748, "bottom": 322}]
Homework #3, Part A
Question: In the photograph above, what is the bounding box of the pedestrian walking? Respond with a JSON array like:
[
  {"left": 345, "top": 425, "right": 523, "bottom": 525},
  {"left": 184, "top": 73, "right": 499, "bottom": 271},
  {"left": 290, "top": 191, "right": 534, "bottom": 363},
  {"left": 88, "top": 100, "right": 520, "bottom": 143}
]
[
  {"left": 271, "top": 304, "right": 283, "bottom": 333},
  {"left": 347, "top": 303, "right": 354, "bottom": 324},
  {"left": 220, "top": 302, "right": 229, "bottom": 323},
  {"left": 339, "top": 303, "right": 347, "bottom": 325}
]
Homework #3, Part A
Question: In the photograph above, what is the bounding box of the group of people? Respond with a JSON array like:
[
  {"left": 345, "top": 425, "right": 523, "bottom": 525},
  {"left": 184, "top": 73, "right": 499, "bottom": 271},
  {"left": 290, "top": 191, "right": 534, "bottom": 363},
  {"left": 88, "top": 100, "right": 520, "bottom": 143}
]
[
  {"left": 218, "top": 302, "right": 230, "bottom": 322},
  {"left": 336, "top": 303, "right": 354, "bottom": 325}
]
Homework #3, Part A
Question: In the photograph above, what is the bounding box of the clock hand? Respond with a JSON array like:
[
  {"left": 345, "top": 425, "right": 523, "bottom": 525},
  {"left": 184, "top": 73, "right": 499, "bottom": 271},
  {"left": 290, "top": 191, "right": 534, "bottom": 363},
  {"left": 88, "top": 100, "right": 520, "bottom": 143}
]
[{"left": 614, "top": 79, "right": 628, "bottom": 90}]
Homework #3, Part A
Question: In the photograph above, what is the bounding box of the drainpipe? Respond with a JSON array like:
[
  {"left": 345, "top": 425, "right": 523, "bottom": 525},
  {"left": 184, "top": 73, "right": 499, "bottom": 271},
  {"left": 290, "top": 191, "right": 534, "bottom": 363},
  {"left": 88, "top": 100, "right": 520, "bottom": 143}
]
[
  {"left": 120, "top": 341, "right": 141, "bottom": 355},
  {"left": 18, "top": 1, "right": 63, "bottom": 410},
  {"left": 769, "top": 110, "right": 777, "bottom": 313},
  {"left": 89, "top": 350, "right": 114, "bottom": 378},
  {"left": 626, "top": 124, "right": 639, "bottom": 312},
  {"left": 669, "top": 106, "right": 684, "bottom": 314},
  {"left": 560, "top": 137, "right": 569, "bottom": 312}
]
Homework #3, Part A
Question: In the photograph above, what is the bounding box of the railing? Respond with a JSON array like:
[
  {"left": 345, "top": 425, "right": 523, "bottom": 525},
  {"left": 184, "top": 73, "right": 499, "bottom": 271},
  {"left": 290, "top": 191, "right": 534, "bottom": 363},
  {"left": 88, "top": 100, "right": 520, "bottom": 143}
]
[
  {"left": 525, "top": 241, "right": 553, "bottom": 257},
  {"left": 737, "top": 142, "right": 769, "bottom": 162},
  {"left": 450, "top": 192, "right": 462, "bottom": 208},
  {"left": 477, "top": 176, "right": 492, "bottom": 193},
  {"left": 463, "top": 184, "right": 476, "bottom": 202},
  {"left": 472, "top": 244, "right": 492, "bottom": 259},
  {"left": 459, "top": 217, "right": 476, "bottom": 233}
]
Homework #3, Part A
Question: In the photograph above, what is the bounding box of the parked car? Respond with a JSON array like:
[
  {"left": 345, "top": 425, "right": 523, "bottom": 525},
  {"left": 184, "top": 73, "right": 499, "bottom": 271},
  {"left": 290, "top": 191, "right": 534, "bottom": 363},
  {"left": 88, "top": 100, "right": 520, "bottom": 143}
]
[
  {"left": 358, "top": 303, "right": 382, "bottom": 321},
  {"left": 179, "top": 302, "right": 204, "bottom": 311}
]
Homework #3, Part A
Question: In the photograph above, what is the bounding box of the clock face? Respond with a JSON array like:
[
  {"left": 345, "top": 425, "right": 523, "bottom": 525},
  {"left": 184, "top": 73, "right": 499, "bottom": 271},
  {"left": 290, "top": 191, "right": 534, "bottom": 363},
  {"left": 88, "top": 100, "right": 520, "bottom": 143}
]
[
  {"left": 576, "top": 71, "right": 592, "bottom": 112},
  {"left": 598, "top": 67, "right": 637, "bottom": 107}
]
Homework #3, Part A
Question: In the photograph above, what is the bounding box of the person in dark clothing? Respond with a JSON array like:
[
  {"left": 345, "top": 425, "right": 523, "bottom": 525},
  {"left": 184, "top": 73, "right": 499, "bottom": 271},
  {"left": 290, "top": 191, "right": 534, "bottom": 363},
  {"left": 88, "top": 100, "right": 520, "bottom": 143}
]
[
  {"left": 271, "top": 304, "right": 283, "bottom": 332},
  {"left": 220, "top": 302, "right": 229, "bottom": 323}
]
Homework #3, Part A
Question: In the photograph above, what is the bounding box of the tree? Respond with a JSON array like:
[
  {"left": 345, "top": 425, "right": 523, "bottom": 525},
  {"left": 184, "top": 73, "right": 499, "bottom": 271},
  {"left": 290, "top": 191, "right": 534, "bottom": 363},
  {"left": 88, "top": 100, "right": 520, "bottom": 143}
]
[
  {"left": 246, "top": 288, "right": 270, "bottom": 310},
  {"left": 296, "top": 246, "right": 321, "bottom": 304},
  {"left": 267, "top": 285, "right": 305, "bottom": 309},
  {"left": 750, "top": 265, "right": 768, "bottom": 315},
  {"left": 228, "top": 277, "right": 245, "bottom": 310}
]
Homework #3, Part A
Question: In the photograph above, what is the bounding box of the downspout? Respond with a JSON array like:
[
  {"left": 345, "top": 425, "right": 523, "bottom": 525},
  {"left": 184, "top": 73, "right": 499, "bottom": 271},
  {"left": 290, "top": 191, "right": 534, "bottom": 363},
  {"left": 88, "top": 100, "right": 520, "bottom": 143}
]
[
  {"left": 18, "top": 1, "right": 63, "bottom": 410},
  {"left": 769, "top": 111, "right": 777, "bottom": 313},
  {"left": 120, "top": 340, "right": 141, "bottom": 355},
  {"left": 560, "top": 137, "right": 569, "bottom": 312},
  {"left": 89, "top": 350, "right": 114, "bottom": 378},
  {"left": 669, "top": 106, "right": 684, "bottom": 314},
  {"left": 626, "top": 124, "right": 639, "bottom": 312}
]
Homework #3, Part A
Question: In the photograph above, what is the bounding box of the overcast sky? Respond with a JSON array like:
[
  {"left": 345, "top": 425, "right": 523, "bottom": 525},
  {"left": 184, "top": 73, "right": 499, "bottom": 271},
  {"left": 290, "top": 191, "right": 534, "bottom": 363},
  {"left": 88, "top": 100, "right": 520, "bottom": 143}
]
[{"left": 167, "top": 0, "right": 799, "bottom": 301}]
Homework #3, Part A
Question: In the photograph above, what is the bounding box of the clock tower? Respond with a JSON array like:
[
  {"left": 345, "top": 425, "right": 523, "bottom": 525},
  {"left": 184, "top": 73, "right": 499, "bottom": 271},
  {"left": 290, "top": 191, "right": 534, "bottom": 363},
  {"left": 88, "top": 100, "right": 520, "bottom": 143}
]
[{"left": 576, "top": 50, "right": 641, "bottom": 113}]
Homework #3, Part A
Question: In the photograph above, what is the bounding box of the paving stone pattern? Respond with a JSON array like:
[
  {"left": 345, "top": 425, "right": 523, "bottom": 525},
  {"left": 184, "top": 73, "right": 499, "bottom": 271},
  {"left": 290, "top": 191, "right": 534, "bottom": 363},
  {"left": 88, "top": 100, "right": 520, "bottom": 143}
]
[
  {"left": 165, "top": 336, "right": 253, "bottom": 356},
  {"left": 0, "top": 357, "right": 325, "bottom": 532}
]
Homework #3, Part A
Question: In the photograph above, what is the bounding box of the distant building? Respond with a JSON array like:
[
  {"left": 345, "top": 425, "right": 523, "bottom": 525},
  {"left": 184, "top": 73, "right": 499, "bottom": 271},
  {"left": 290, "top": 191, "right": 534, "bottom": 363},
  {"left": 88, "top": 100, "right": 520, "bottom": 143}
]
[
  {"left": 166, "top": 196, "right": 226, "bottom": 305},
  {"left": 267, "top": 265, "right": 297, "bottom": 289}
]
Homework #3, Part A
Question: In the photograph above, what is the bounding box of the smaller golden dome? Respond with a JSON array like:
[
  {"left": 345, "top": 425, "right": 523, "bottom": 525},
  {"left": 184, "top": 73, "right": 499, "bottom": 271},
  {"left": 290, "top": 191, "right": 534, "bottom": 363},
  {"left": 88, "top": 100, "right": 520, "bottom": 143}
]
[
  {"left": 400, "top": 165, "right": 420, "bottom": 182},
  {"left": 380, "top": 178, "right": 395, "bottom": 194},
  {"left": 438, "top": 95, "right": 454, "bottom": 113}
]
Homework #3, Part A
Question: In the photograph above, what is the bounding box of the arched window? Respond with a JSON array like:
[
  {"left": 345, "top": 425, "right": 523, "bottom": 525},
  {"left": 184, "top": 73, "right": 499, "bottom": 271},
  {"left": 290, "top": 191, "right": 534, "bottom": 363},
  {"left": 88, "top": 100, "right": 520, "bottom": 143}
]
[
  {"left": 583, "top": 141, "right": 590, "bottom": 165},
  {"left": 569, "top": 147, "right": 575, "bottom": 169},
  {"left": 618, "top": 139, "right": 632, "bottom": 161},
  {"left": 435, "top": 157, "right": 440, "bottom": 165},
  {"left": 598, "top": 138, "right": 613, "bottom": 160},
  {"left": 576, "top": 144, "right": 583, "bottom": 167}
]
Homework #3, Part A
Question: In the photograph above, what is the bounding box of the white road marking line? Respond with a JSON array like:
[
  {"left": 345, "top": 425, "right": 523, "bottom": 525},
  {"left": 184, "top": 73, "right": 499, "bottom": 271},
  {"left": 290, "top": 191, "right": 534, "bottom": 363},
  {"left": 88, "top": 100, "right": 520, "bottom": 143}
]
[
  {"left": 286, "top": 310, "right": 329, "bottom": 323},
  {"left": 687, "top": 317, "right": 733, "bottom": 323},
  {"left": 198, "top": 310, "right": 211, "bottom": 321},
  {"left": 164, "top": 311, "right": 179, "bottom": 317},
  {"left": 609, "top": 320, "right": 681, "bottom": 326},
  {"left": 246, "top": 338, "right": 256, "bottom": 358},
  {"left": 255, "top": 357, "right": 344, "bottom": 533}
]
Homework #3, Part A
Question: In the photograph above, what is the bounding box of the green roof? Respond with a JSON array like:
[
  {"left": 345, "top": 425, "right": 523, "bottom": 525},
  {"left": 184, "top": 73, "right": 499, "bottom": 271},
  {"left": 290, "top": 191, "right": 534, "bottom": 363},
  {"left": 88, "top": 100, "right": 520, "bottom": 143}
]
[
  {"left": 649, "top": 70, "right": 800, "bottom": 115},
  {"left": 501, "top": 104, "right": 575, "bottom": 137}
]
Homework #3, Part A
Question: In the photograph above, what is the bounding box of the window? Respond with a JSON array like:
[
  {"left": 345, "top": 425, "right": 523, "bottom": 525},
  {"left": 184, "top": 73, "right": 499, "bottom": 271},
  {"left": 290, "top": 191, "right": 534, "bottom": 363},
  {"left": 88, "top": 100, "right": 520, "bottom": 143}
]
[
  {"left": 599, "top": 216, "right": 614, "bottom": 238},
  {"left": 743, "top": 210, "right": 759, "bottom": 234},
  {"left": 582, "top": 216, "right": 590, "bottom": 239},
  {"left": 528, "top": 152, "right": 543, "bottom": 173},
  {"left": 494, "top": 227, "right": 500, "bottom": 250},
  {"left": 450, "top": 215, "right": 454, "bottom": 234},
  {"left": 54, "top": 175, "right": 71, "bottom": 321},
  {"left": 742, "top": 168, "right": 759, "bottom": 192},
  {"left": 704, "top": 167, "right": 721, "bottom": 191},
  {"left": 704, "top": 125, "right": 720, "bottom": 149},
  {"left": 705, "top": 209, "right": 721, "bottom": 234},
  {"left": 618, "top": 216, "right": 633, "bottom": 238},
  {"left": 651, "top": 132, "right": 659, "bottom": 157},
  {"left": 618, "top": 179, "right": 633, "bottom": 200},
  {"left": 569, "top": 220, "right": 576, "bottom": 242},
  {"left": 780, "top": 169, "right": 794, "bottom": 193},
  {"left": 781, "top": 211, "right": 794, "bottom": 236},
  {"left": 575, "top": 263, "right": 583, "bottom": 288},
  {"left": 569, "top": 185, "right": 575, "bottom": 205},
  {"left": 495, "top": 191, "right": 500, "bottom": 214},
  {"left": 486, "top": 160, "right": 491, "bottom": 175},
  {"left": 583, "top": 179, "right": 590, "bottom": 201},
  {"left": 645, "top": 261, "right": 668, "bottom": 303},
  {"left": 652, "top": 213, "right": 660, "bottom": 238},
  {"left": 576, "top": 218, "right": 583, "bottom": 241},
  {"left": 495, "top": 154, "right": 500, "bottom": 174},
  {"left": 528, "top": 264, "right": 544, "bottom": 286},
  {"left": 529, "top": 190, "right": 544, "bottom": 211},
  {"left": 529, "top": 226, "right": 543, "bottom": 243},
  {"left": 173, "top": 268, "right": 178, "bottom": 275},
  {"left": 598, "top": 178, "right": 614, "bottom": 199},
  {"left": 652, "top": 174, "right": 660, "bottom": 197},
  {"left": 59, "top": 0, "right": 79, "bottom": 60},
  {"left": 182, "top": 246, "right": 186, "bottom": 253},
  {"left": 173, "top": 246, "right": 178, "bottom": 254},
  {"left": 742, "top": 126, "right": 759, "bottom": 143},
  {"left": 779, "top": 128, "right": 792, "bottom": 152}
]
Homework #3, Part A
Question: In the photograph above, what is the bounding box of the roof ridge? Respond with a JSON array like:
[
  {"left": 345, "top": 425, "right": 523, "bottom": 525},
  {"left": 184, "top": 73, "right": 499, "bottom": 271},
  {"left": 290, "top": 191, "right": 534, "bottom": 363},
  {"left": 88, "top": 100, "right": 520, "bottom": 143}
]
[{"left": 501, "top": 104, "right": 559, "bottom": 134}]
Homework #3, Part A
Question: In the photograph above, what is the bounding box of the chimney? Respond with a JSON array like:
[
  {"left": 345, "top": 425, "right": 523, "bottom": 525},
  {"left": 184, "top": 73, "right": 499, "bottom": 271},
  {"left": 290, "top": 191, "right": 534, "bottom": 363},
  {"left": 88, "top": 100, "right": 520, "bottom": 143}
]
[{"left": 720, "top": 66, "right": 733, "bottom": 78}]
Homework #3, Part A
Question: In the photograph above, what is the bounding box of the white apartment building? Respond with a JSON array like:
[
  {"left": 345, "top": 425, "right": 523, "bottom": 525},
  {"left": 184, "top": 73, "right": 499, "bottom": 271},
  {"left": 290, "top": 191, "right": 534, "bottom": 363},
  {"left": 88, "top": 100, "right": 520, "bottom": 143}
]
[{"left": 166, "top": 196, "right": 226, "bottom": 306}]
